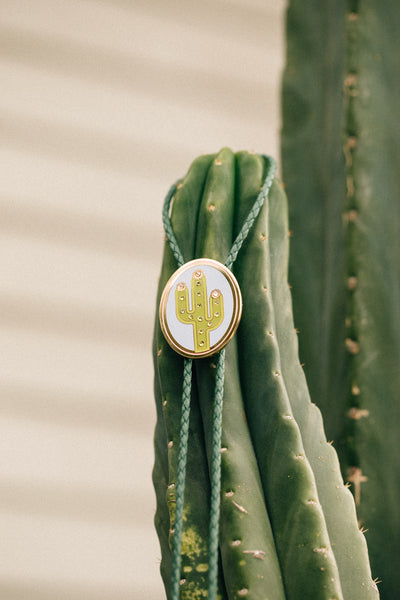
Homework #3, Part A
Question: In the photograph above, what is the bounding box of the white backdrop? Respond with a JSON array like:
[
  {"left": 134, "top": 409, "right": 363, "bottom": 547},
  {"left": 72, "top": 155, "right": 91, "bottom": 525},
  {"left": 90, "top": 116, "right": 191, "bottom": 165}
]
[{"left": 0, "top": 1, "right": 286, "bottom": 597}]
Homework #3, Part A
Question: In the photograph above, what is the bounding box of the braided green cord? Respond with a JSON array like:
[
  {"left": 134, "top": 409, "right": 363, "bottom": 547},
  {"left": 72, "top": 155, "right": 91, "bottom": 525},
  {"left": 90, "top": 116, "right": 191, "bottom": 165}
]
[
  {"left": 225, "top": 155, "right": 276, "bottom": 269},
  {"left": 207, "top": 348, "right": 226, "bottom": 599},
  {"left": 163, "top": 154, "right": 276, "bottom": 600},
  {"left": 162, "top": 181, "right": 184, "bottom": 267},
  {"left": 170, "top": 358, "right": 193, "bottom": 600}
]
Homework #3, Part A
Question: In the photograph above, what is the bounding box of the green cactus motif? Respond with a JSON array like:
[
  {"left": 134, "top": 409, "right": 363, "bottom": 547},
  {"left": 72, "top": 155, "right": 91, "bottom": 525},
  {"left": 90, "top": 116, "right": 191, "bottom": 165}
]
[{"left": 175, "top": 269, "right": 224, "bottom": 353}]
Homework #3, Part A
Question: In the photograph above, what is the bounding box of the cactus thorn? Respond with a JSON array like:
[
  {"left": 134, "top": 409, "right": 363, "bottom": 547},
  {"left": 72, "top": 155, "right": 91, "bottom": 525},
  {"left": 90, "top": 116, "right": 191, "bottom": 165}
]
[
  {"left": 208, "top": 204, "right": 216, "bottom": 212},
  {"left": 347, "top": 276, "right": 358, "bottom": 290},
  {"left": 232, "top": 500, "right": 249, "bottom": 515},
  {"left": 345, "top": 338, "right": 360, "bottom": 354},
  {"left": 346, "top": 175, "right": 355, "bottom": 198},
  {"left": 347, "top": 467, "right": 368, "bottom": 506},
  {"left": 348, "top": 407, "right": 370, "bottom": 420},
  {"left": 348, "top": 209, "right": 358, "bottom": 222},
  {"left": 243, "top": 550, "right": 266, "bottom": 560},
  {"left": 313, "top": 546, "right": 329, "bottom": 559}
]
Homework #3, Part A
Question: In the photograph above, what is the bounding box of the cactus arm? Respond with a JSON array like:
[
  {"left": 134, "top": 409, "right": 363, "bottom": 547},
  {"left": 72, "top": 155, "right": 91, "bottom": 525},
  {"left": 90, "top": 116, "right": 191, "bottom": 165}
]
[
  {"left": 175, "top": 282, "right": 193, "bottom": 324},
  {"left": 208, "top": 289, "right": 223, "bottom": 332},
  {"left": 281, "top": 0, "right": 348, "bottom": 445},
  {"left": 343, "top": 2, "right": 400, "bottom": 595},
  {"left": 282, "top": 1, "right": 400, "bottom": 595},
  {"left": 194, "top": 149, "right": 286, "bottom": 599}
]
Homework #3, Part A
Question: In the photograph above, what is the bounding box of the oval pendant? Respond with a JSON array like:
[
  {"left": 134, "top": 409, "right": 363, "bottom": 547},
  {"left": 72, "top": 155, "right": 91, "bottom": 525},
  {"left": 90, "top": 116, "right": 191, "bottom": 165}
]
[{"left": 159, "top": 258, "right": 242, "bottom": 358}]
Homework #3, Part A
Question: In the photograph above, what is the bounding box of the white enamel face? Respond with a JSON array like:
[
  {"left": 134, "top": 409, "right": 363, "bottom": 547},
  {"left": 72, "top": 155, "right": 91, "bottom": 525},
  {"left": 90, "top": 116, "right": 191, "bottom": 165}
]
[{"left": 159, "top": 258, "right": 242, "bottom": 358}]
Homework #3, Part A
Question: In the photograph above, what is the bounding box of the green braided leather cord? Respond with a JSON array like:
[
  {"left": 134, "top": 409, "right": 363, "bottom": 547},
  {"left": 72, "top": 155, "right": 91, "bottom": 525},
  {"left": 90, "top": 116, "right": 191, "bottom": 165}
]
[{"left": 162, "top": 154, "right": 276, "bottom": 600}]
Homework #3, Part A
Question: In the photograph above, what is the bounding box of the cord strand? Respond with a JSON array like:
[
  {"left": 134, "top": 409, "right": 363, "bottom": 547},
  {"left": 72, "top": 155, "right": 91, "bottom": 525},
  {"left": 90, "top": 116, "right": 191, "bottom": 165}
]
[
  {"left": 170, "top": 358, "right": 193, "bottom": 599},
  {"left": 207, "top": 348, "right": 226, "bottom": 599}
]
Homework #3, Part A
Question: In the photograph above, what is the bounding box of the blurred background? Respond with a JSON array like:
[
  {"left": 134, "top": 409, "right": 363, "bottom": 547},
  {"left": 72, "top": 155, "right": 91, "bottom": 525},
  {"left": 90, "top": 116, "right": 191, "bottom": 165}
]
[{"left": 0, "top": 1, "right": 286, "bottom": 598}]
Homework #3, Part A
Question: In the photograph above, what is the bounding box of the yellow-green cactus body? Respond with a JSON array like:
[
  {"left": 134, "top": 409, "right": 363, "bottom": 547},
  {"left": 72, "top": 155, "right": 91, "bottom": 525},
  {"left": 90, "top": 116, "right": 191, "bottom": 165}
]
[{"left": 175, "top": 269, "right": 224, "bottom": 353}]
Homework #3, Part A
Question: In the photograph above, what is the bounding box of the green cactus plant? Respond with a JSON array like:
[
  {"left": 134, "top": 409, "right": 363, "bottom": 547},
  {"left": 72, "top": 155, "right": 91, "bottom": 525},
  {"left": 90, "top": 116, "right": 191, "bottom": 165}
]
[
  {"left": 281, "top": 1, "right": 400, "bottom": 597},
  {"left": 153, "top": 148, "right": 378, "bottom": 599},
  {"left": 175, "top": 270, "right": 224, "bottom": 353}
]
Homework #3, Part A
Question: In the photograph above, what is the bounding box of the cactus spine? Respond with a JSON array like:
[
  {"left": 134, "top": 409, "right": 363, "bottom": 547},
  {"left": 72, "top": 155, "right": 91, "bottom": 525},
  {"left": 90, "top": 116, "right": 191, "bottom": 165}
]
[
  {"left": 282, "top": 1, "right": 400, "bottom": 597},
  {"left": 153, "top": 149, "right": 378, "bottom": 599},
  {"left": 175, "top": 270, "right": 224, "bottom": 353}
]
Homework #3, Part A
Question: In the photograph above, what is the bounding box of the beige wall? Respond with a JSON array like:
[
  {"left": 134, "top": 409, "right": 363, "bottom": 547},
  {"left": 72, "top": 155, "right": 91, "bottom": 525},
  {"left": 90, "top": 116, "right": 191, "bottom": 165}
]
[{"left": 0, "top": 1, "right": 286, "bottom": 597}]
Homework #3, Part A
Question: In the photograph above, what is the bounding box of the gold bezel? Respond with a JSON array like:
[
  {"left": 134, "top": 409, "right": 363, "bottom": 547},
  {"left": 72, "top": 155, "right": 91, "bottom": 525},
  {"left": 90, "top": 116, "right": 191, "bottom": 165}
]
[{"left": 159, "top": 258, "right": 242, "bottom": 358}]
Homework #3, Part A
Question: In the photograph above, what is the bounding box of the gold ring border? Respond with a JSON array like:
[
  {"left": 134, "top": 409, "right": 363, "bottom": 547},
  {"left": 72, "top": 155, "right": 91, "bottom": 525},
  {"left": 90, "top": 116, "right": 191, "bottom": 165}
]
[{"left": 159, "top": 258, "right": 243, "bottom": 358}]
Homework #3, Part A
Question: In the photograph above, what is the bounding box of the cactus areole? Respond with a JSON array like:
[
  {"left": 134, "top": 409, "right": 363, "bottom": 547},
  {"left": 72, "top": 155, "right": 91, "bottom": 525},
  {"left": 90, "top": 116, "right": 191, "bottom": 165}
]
[{"left": 159, "top": 258, "right": 242, "bottom": 358}]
